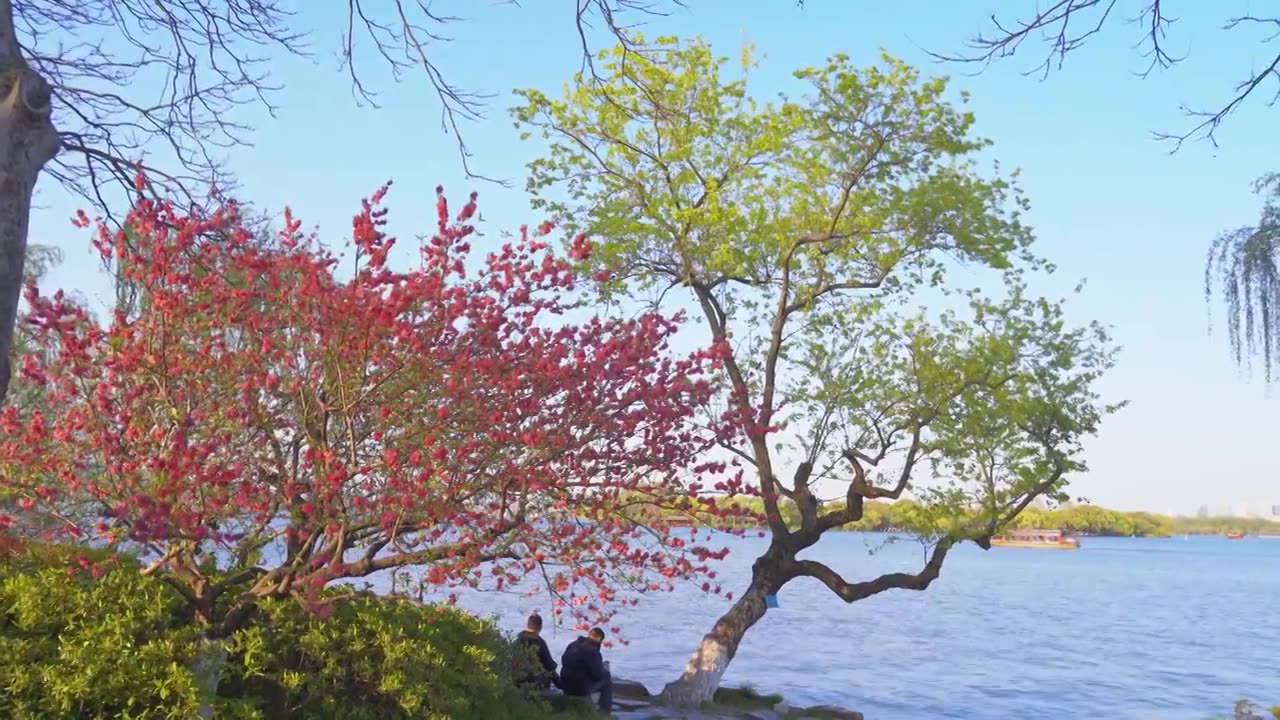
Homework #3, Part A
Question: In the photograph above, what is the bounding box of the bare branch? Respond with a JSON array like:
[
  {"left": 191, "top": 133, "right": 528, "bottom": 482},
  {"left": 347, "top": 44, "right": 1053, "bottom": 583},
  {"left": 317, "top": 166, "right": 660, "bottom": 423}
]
[
  {"left": 935, "top": 1, "right": 1123, "bottom": 78},
  {"left": 12, "top": 0, "right": 703, "bottom": 211},
  {"left": 935, "top": 1, "right": 1280, "bottom": 148},
  {"left": 1156, "top": 49, "right": 1280, "bottom": 151},
  {"left": 564, "top": 0, "right": 688, "bottom": 81},
  {"left": 17, "top": 0, "right": 301, "bottom": 208}
]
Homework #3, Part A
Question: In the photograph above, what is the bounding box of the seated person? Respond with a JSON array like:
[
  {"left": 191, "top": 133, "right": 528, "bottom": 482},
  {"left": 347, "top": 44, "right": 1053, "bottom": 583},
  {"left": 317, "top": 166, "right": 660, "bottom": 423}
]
[
  {"left": 513, "top": 613, "right": 559, "bottom": 690},
  {"left": 559, "top": 627, "right": 612, "bottom": 713}
]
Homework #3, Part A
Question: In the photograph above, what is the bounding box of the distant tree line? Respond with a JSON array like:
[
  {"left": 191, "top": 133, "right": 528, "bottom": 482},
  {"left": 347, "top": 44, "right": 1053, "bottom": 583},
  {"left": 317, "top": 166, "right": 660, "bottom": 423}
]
[{"left": 633, "top": 496, "right": 1280, "bottom": 538}]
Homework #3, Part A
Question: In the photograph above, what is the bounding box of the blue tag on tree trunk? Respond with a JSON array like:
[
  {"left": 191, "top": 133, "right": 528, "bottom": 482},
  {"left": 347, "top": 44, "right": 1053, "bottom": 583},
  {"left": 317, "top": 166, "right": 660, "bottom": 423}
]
[{"left": 765, "top": 594, "right": 779, "bottom": 608}]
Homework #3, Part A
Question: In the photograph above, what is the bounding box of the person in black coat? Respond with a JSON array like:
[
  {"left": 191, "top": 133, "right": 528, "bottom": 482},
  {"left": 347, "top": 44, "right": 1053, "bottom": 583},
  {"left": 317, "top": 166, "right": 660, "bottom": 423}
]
[
  {"left": 513, "top": 613, "right": 559, "bottom": 690},
  {"left": 559, "top": 627, "right": 612, "bottom": 713}
]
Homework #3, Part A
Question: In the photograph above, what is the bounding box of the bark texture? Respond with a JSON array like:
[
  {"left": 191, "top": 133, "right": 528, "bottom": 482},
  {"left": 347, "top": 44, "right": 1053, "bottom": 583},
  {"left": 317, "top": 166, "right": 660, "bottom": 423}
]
[
  {"left": 661, "top": 547, "right": 787, "bottom": 708},
  {"left": 0, "top": 0, "right": 60, "bottom": 402},
  {"left": 660, "top": 583, "right": 770, "bottom": 708}
]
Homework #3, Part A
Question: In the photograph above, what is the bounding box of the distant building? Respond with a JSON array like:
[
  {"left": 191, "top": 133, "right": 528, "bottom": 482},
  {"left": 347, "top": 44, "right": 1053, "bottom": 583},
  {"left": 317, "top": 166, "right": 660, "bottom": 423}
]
[{"left": 1197, "top": 505, "right": 1209, "bottom": 518}]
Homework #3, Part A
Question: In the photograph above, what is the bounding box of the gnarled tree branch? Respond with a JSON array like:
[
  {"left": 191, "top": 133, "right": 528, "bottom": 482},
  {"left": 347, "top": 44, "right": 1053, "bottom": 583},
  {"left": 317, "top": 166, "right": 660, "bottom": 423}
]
[{"left": 789, "top": 537, "right": 952, "bottom": 603}]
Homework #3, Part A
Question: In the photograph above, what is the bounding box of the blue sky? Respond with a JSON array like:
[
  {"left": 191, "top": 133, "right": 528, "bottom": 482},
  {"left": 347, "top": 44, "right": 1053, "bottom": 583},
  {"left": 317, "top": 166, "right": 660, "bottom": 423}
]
[{"left": 27, "top": 1, "right": 1280, "bottom": 516}]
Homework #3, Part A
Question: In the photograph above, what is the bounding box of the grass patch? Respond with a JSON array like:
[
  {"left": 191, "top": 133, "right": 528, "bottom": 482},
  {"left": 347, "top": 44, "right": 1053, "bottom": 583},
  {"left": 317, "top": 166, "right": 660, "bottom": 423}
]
[
  {"left": 540, "top": 693, "right": 608, "bottom": 718},
  {"left": 710, "top": 684, "right": 785, "bottom": 709}
]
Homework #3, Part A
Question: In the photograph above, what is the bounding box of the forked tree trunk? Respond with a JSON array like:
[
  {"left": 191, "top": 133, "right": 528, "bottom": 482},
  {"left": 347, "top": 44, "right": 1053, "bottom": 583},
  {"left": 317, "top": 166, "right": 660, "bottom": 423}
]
[
  {"left": 661, "top": 548, "right": 790, "bottom": 708},
  {"left": 0, "top": 0, "right": 61, "bottom": 402}
]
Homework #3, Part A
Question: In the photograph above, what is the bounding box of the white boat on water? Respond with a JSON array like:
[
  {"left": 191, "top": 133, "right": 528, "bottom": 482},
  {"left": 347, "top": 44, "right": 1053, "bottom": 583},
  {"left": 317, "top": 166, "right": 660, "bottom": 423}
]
[{"left": 991, "top": 528, "right": 1080, "bottom": 550}]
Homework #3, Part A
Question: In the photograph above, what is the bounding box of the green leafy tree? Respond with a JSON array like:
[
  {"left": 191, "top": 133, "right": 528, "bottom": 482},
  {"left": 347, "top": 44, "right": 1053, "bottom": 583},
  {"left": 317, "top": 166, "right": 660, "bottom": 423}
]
[
  {"left": 937, "top": 5, "right": 1280, "bottom": 384},
  {"left": 513, "top": 37, "right": 1119, "bottom": 706}
]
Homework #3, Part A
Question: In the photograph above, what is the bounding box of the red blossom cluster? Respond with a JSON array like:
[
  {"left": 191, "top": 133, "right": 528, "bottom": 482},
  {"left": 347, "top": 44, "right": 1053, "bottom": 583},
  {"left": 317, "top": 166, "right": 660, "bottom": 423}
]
[{"left": 0, "top": 180, "right": 753, "bottom": 631}]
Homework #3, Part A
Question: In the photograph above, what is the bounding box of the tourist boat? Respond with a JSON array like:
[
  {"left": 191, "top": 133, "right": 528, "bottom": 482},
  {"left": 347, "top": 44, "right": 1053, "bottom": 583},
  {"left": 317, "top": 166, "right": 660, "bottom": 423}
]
[
  {"left": 990, "top": 529, "right": 1080, "bottom": 549},
  {"left": 1223, "top": 531, "right": 1246, "bottom": 540}
]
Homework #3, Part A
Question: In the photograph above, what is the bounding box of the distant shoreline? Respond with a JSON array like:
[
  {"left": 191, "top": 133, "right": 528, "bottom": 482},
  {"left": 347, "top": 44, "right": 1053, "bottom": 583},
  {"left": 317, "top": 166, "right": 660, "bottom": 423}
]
[
  {"left": 637, "top": 498, "right": 1280, "bottom": 539},
  {"left": 662, "top": 521, "right": 1280, "bottom": 539}
]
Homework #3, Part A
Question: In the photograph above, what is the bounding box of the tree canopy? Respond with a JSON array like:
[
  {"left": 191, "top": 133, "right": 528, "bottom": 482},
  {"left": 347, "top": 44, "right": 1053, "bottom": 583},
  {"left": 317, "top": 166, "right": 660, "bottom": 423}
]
[
  {"left": 0, "top": 0, "right": 726, "bottom": 407},
  {"left": 513, "top": 36, "right": 1118, "bottom": 704},
  {"left": 0, "top": 181, "right": 737, "bottom": 637},
  {"left": 939, "top": 5, "right": 1280, "bottom": 383}
]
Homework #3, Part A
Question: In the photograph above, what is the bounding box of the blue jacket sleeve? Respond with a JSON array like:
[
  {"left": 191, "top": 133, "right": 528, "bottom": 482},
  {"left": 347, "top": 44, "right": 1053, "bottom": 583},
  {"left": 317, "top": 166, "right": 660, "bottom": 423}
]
[
  {"left": 537, "top": 637, "right": 557, "bottom": 673},
  {"left": 586, "top": 646, "right": 606, "bottom": 682}
]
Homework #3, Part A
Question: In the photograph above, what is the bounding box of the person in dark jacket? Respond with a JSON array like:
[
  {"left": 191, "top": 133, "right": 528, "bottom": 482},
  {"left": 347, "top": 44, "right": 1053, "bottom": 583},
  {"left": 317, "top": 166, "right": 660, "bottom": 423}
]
[
  {"left": 559, "top": 627, "right": 612, "bottom": 713},
  {"left": 513, "top": 613, "right": 559, "bottom": 690}
]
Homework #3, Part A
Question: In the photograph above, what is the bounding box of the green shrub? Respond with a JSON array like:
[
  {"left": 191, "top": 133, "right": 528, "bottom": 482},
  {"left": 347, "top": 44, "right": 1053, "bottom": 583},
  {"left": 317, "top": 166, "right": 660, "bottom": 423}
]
[
  {"left": 226, "top": 591, "right": 551, "bottom": 720},
  {"left": 0, "top": 556, "right": 206, "bottom": 719},
  {"left": 1, "top": 543, "right": 561, "bottom": 719},
  {"left": 0, "top": 539, "right": 125, "bottom": 572}
]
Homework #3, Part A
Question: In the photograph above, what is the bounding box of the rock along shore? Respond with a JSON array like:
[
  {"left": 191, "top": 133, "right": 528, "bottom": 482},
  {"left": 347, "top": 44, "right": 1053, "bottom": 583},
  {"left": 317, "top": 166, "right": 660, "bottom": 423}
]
[{"left": 544, "top": 677, "right": 865, "bottom": 720}]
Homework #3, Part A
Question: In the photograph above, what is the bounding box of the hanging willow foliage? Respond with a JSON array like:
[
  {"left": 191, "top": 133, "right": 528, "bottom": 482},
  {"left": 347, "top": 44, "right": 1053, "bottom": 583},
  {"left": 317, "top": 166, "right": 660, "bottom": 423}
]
[{"left": 1207, "top": 173, "right": 1280, "bottom": 383}]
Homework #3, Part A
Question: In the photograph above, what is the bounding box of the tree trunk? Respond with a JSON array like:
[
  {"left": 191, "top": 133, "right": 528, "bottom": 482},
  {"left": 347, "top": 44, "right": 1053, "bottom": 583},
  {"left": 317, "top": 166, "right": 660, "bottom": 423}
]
[
  {"left": 0, "top": 0, "right": 61, "bottom": 402},
  {"left": 661, "top": 549, "right": 788, "bottom": 708},
  {"left": 190, "top": 636, "right": 229, "bottom": 719}
]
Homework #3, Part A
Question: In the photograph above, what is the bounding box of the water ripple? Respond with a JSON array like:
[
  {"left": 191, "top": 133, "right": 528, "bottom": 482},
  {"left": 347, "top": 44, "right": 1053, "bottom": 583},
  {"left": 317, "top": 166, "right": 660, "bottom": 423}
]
[{"left": 417, "top": 533, "right": 1280, "bottom": 719}]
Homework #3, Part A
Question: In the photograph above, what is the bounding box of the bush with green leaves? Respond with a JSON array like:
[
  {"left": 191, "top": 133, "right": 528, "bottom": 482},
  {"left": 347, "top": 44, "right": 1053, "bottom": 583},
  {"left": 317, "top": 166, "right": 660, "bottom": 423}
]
[
  {"left": 0, "top": 551, "right": 206, "bottom": 719},
  {"left": 225, "top": 591, "right": 547, "bottom": 720},
  {"left": 0, "top": 543, "right": 563, "bottom": 719}
]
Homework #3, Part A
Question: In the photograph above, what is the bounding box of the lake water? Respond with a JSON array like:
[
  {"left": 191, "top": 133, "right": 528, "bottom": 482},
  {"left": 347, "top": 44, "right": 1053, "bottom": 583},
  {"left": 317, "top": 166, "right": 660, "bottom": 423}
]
[{"left": 407, "top": 531, "right": 1279, "bottom": 719}]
